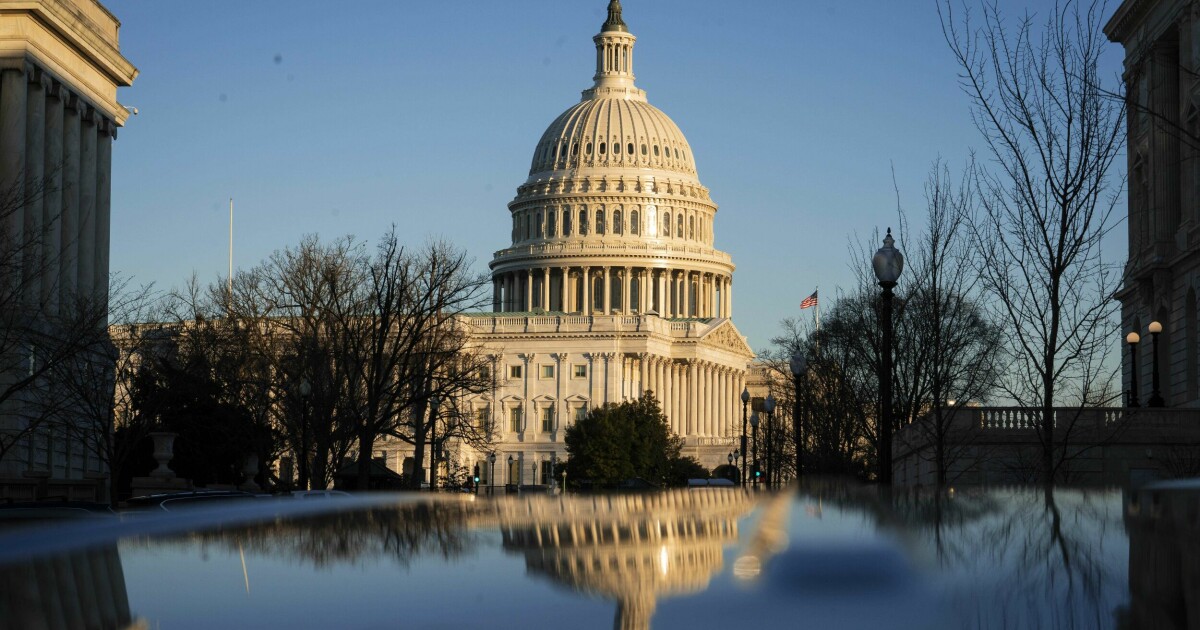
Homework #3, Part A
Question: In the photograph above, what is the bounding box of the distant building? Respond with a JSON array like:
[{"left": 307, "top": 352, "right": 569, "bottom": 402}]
[
  {"left": 0, "top": 0, "right": 137, "bottom": 499},
  {"left": 377, "top": 1, "right": 754, "bottom": 484},
  {"left": 1107, "top": 0, "right": 1200, "bottom": 406}
]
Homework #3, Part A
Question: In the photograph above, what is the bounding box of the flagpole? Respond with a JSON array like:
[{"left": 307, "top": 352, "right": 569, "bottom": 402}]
[{"left": 228, "top": 197, "right": 233, "bottom": 311}]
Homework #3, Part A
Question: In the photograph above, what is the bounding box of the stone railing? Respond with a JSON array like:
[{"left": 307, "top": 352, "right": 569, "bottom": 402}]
[
  {"left": 895, "top": 406, "right": 1200, "bottom": 444},
  {"left": 492, "top": 240, "right": 732, "bottom": 264},
  {"left": 468, "top": 313, "right": 707, "bottom": 337}
]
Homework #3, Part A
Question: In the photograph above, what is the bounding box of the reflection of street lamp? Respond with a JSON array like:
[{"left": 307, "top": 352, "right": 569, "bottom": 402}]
[
  {"left": 429, "top": 396, "right": 441, "bottom": 490},
  {"left": 790, "top": 351, "right": 807, "bottom": 480},
  {"left": 1148, "top": 321, "right": 1165, "bottom": 407},
  {"left": 763, "top": 394, "right": 776, "bottom": 489},
  {"left": 488, "top": 452, "right": 497, "bottom": 496},
  {"left": 750, "top": 412, "right": 760, "bottom": 489},
  {"left": 873, "top": 227, "right": 904, "bottom": 486},
  {"left": 298, "top": 378, "right": 311, "bottom": 491},
  {"left": 1126, "top": 331, "right": 1140, "bottom": 408},
  {"left": 728, "top": 449, "right": 741, "bottom": 483},
  {"left": 740, "top": 387, "right": 750, "bottom": 487}
]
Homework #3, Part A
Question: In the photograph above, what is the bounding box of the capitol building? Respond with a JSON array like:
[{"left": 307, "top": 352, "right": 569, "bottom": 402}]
[{"left": 380, "top": 1, "right": 754, "bottom": 486}]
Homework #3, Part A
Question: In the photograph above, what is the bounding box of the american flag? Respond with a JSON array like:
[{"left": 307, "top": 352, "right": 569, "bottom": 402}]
[{"left": 800, "top": 290, "right": 818, "bottom": 310}]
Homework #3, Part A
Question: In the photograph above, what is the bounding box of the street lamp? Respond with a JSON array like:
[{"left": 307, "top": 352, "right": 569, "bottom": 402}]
[
  {"left": 740, "top": 387, "right": 750, "bottom": 487},
  {"left": 487, "top": 452, "right": 497, "bottom": 496},
  {"left": 507, "top": 454, "right": 515, "bottom": 494},
  {"left": 298, "top": 378, "right": 311, "bottom": 491},
  {"left": 763, "top": 394, "right": 776, "bottom": 489},
  {"left": 1148, "top": 321, "right": 1165, "bottom": 407},
  {"left": 790, "top": 351, "right": 807, "bottom": 480},
  {"left": 750, "top": 411, "right": 760, "bottom": 489},
  {"left": 1126, "top": 331, "right": 1140, "bottom": 408},
  {"left": 429, "top": 396, "right": 441, "bottom": 491},
  {"left": 872, "top": 227, "right": 904, "bottom": 486}
]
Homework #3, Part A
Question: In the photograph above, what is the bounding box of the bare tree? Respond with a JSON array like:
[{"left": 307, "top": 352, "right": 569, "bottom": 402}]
[{"left": 941, "top": 0, "right": 1125, "bottom": 482}]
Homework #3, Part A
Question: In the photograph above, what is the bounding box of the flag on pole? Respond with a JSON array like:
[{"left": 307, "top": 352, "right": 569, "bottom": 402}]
[{"left": 800, "top": 290, "right": 818, "bottom": 310}]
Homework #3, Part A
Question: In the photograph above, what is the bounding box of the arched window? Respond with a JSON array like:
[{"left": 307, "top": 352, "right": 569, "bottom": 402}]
[
  {"left": 512, "top": 216, "right": 519, "bottom": 241},
  {"left": 630, "top": 210, "right": 639, "bottom": 235},
  {"left": 627, "top": 142, "right": 634, "bottom": 155},
  {"left": 613, "top": 209, "right": 623, "bottom": 235},
  {"left": 572, "top": 142, "right": 579, "bottom": 156},
  {"left": 675, "top": 148, "right": 680, "bottom": 159},
  {"left": 663, "top": 212, "right": 671, "bottom": 238},
  {"left": 579, "top": 209, "right": 588, "bottom": 235},
  {"left": 1157, "top": 307, "right": 1172, "bottom": 405},
  {"left": 641, "top": 144, "right": 647, "bottom": 156},
  {"left": 676, "top": 214, "right": 683, "bottom": 238},
  {"left": 563, "top": 209, "right": 572, "bottom": 236},
  {"left": 614, "top": 142, "right": 620, "bottom": 155},
  {"left": 526, "top": 214, "right": 533, "bottom": 240},
  {"left": 596, "top": 209, "right": 606, "bottom": 235},
  {"left": 586, "top": 142, "right": 593, "bottom": 155},
  {"left": 599, "top": 142, "right": 607, "bottom": 155},
  {"left": 688, "top": 216, "right": 694, "bottom": 239},
  {"left": 547, "top": 210, "right": 557, "bottom": 237},
  {"left": 653, "top": 145, "right": 660, "bottom": 157}
]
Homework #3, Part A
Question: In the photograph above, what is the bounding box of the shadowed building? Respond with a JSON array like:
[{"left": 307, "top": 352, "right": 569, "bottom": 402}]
[{"left": 0, "top": 0, "right": 137, "bottom": 499}]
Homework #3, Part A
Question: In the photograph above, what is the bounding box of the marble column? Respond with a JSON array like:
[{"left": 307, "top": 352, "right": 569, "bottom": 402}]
[
  {"left": 705, "top": 364, "right": 714, "bottom": 436},
  {"left": 656, "top": 270, "right": 666, "bottom": 315},
  {"left": 493, "top": 278, "right": 501, "bottom": 311},
  {"left": 582, "top": 267, "right": 591, "bottom": 314},
  {"left": 639, "top": 353, "right": 648, "bottom": 398},
  {"left": 541, "top": 268, "right": 550, "bottom": 311},
  {"left": 560, "top": 266, "right": 569, "bottom": 312},
  {"left": 24, "top": 70, "right": 46, "bottom": 307},
  {"left": 61, "top": 94, "right": 81, "bottom": 304},
  {"left": 77, "top": 106, "right": 96, "bottom": 300},
  {"left": 41, "top": 82, "right": 62, "bottom": 314},
  {"left": 687, "top": 360, "right": 698, "bottom": 437},
  {"left": 0, "top": 67, "right": 26, "bottom": 298},
  {"left": 603, "top": 266, "right": 611, "bottom": 314},
  {"left": 667, "top": 361, "right": 677, "bottom": 433},
  {"left": 525, "top": 268, "right": 533, "bottom": 311},
  {"left": 95, "top": 119, "right": 112, "bottom": 313}
]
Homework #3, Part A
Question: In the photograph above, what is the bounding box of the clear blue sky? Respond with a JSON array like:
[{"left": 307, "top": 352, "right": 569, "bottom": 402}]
[{"left": 105, "top": 0, "right": 1126, "bottom": 352}]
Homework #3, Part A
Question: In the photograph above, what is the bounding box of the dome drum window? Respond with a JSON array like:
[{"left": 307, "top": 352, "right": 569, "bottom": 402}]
[
  {"left": 630, "top": 210, "right": 639, "bottom": 235},
  {"left": 627, "top": 142, "right": 635, "bottom": 156}
]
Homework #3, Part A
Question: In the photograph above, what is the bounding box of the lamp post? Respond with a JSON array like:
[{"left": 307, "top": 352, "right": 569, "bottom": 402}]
[
  {"left": 1126, "top": 332, "right": 1140, "bottom": 408},
  {"left": 298, "top": 378, "right": 311, "bottom": 491},
  {"left": 750, "top": 412, "right": 760, "bottom": 489},
  {"left": 488, "top": 452, "right": 497, "bottom": 496},
  {"left": 1148, "top": 321, "right": 1165, "bottom": 407},
  {"left": 507, "top": 454, "right": 515, "bottom": 494},
  {"left": 763, "top": 394, "right": 776, "bottom": 489},
  {"left": 790, "top": 351, "right": 807, "bottom": 480},
  {"left": 873, "top": 227, "right": 904, "bottom": 486},
  {"left": 428, "top": 395, "right": 441, "bottom": 491},
  {"left": 740, "top": 387, "right": 750, "bottom": 487}
]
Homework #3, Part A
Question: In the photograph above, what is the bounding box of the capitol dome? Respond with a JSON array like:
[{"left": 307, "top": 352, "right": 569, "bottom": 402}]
[{"left": 490, "top": 0, "right": 734, "bottom": 322}]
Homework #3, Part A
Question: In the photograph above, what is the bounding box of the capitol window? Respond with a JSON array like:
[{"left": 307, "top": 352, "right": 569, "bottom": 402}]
[
  {"left": 510, "top": 407, "right": 523, "bottom": 433},
  {"left": 574, "top": 405, "right": 588, "bottom": 423},
  {"left": 627, "top": 142, "right": 634, "bottom": 156},
  {"left": 689, "top": 216, "right": 694, "bottom": 239},
  {"left": 613, "top": 209, "right": 622, "bottom": 234},
  {"left": 540, "top": 365, "right": 555, "bottom": 379},
  {"left": 563, "top": 210, "right": 572, "bottom": 235},
  {"left": 613, "top": 142, "right": 620, "bottom": 155},
  {"left": 573, "top": 364, "right": 587, "bottom": 378},
  {"left": 630, "top": 210, "right": 639, "bottom": 235},
  {"left": 541, "top": 407, "right": 554, "bottom": 432},
  {"left": 586, "top": 142, "right": 592, "bottom": 155},
  {"left": 641, "top": 144, "right": 647, "bottom": 156},
  {"left": 599, "top": 142, "right": 606, "bottom": 155},
  {"left": 509, "top": 365, "right": 523, "bottom": 379},
  {"left": 572, "top": 142, "right": 579, "bottom": 156},
  {"left": 579, "top": 209, "right": 588, "bottom": 235},
  {"left": 596, "top": 210, "right": 605, "bottom": 234},
  {"left": 653, "top": 145, "right": 660, "bottom": 157},
  {"left": 677, "top": 215, "right": 683, "bottom": 238},
  {"left": 663, "top": 213, "right": 671, "bottom": 237},
  {"left": 548, "top": 210, "right": 557, "bottom": 236}
]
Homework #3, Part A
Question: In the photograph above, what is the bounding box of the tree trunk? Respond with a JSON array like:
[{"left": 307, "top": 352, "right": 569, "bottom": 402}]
[{"left": 356, "top": 427, "right": 373, "bottom": 490}]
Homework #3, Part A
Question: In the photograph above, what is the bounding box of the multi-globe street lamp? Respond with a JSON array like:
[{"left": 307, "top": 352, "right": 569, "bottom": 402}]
[
  {"left": 790, "top": 351, "right": 807, "bottom": 480},
  {"left": 763, "top": 394, "right": 776, "bottom": 489},
  {"left": 297, "top": 378, "right": 312, "bottom": 491},
  {"left": 727, "top": 449, "right": 741, "bottom": 483},
  {"left": 1126, "top": 331, "right": 1140, "bottom": 408},
  {"left": 740, "top": 387, "right": 750, "bottom": 487},
  {"left": 750, "top": 411, "right": 760, "bottom": 489},
  {"left": 1148, "top": 321, "right": 1165, "bottom": 408},
  {"left": 872, "top": 227, "right": 904, "bottom": 486}
]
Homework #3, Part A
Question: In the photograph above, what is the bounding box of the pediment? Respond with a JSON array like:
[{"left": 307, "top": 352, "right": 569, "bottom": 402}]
[{"left": 697, "top": 320, "right": 755, "bottom": 357}]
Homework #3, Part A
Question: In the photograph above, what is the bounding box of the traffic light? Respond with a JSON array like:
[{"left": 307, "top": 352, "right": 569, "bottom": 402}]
[
  {"left": 753, "top": 464, "right": 761, "bottom": 479},
  {"left": 473, "top": 464, "right": 481, "bottom": 484}
]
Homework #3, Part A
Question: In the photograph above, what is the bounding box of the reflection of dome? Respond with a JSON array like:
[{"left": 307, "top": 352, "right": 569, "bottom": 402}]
[
  {"left": 529, "top": 98, "right": 698, "bottom": 179},
  {"left": 489, "top": 489, "right": 755, "bottom": 630}
]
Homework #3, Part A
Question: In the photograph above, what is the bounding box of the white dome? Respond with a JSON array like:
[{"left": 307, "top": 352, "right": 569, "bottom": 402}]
[{"left": 529, "top": 97, "right": 697, "bottom": 178}]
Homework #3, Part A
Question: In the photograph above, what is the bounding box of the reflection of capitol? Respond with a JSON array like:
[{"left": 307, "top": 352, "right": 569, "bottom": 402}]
[
  {"left": 0, "top": 544, "right": 144, "bottom": 630},
  {"left": 1123, "top": 484, "right": 1200, "bottom": 630},
  {"left": 480, "top": 489, "right": 755, "bottom": 630}
]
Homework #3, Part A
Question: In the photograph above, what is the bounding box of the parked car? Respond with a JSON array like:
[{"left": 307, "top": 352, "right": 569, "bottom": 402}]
[
  {"left": 290, "top": 490, "right": 351, "bottom": 500},
  {"left": 0, "top": 500, "right": 114, "bottom": 527}
]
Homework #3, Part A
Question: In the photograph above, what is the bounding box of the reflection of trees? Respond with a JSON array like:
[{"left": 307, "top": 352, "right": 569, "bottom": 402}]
[
  {"left": 823, "top": 485, "right": 1124, "bottom": 629},
  {"left": 139, "top": 502, "right": 476, "bottom": 570}
]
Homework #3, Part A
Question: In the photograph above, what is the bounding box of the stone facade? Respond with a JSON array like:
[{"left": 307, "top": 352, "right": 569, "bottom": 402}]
[
  {"left": 1108, "top": 0, "right": 1200, "bottom": 407},
  {"left": 377, "top": 2, "right": 754, "bottom": 485},
  {"left": 0, "top": 0, "right": 137, "bottom": 499}
]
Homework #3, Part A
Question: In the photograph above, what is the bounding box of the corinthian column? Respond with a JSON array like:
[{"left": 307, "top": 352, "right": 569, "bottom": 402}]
[
  {"left": 41, "top": 82, "right": 62, "bottom": 314},
  {"left": 23, "top": 70, "right": 46, "bottom": 307},
  {"left": 667, "top": 361, "right": 677, "bottom": 433},
  {"left": 77, "top": 107, "right": 97, "bottom": 301},
  {"left": 560, "top": 266, "right": 568, "bottom": 312},
  {"left": 0, "top": 67, "right": 27, "bottom": 298},
  {"left": 95, "top": 119, "right": 112, "bottom": 314},
  {"left": 603, "top": 266, "right": 611, "bottom": 314},
  {"left": 61, "top": 94, "right": 81, "bottom": 304}
]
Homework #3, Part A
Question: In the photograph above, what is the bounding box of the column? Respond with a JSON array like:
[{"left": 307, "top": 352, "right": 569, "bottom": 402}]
[
  {"left": 61, "top": 93, "right": 81, "bottom": 303},
  {"left": 687, "top": 360, "right": 698, "bottom": 436},
  {"left": 95, "top": 119, "right": 112, "bottom": 312},
  {"left": 560, "top": 266, "right": 569, "bottom": 312},
  {"left": 1152, "top": 40, "right": 1181, "bottom": 241},
  {"left": 621, "top": 266, "right": 631, "bottom": 314},
  {"left": 726, "top": 277, "right": 733, "bottom": 318},
  {"left": 41, "top": 81, "right": 62, "bottom": 314},
  {"left": 639, "top": 353, "right": 648, "bottom": 398},
  {"left": 24, "top": 70, "right": 46, "bottom": 306},
  {"left": 603, "top": 266, "right": 611, "bottom": 314},
  {"left": 77, "top": 106, "right": 96, "bottom": 300},
  {"left": 525, "top": 268, "right": 533, "bottom": 311},
  {"left": 541, "top": 268, "right": 550, "bottom": 311},
  {"left": 493, "top": 278, "right": 501, "bottom": 311},
  {"left": 704, "top": 363, "right": 713, "bottom": 436},
  {"left": 0, "top": 67, "right": 26, "bottom": 295},
  {"left": 667, "top": 361, "right": 678, "bottom": 434},
  {"left": 582, "top": 266, "right": 591, "bottom": 314}
]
